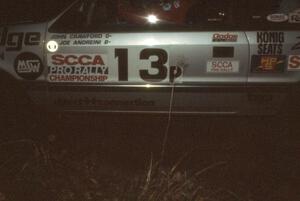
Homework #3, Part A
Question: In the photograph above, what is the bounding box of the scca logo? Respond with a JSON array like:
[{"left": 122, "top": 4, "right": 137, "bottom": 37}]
[
  {"left": 288, "top": 55, "right": 300, "bottom": 70},
  {"left": 51, "top": 54, "right": 105, "bottom": 66},
  {"left": 0, "top": 27, "right": 41, "bottom": 51}
]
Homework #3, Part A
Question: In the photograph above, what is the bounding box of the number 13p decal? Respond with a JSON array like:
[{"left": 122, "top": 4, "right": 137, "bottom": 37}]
[{"left": 115, "top": 48, "right": 182, "bottom": 83}]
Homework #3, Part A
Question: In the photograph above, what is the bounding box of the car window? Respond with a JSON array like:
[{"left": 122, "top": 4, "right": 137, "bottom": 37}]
[
  {"left": 243, "top": 0, "right": 300, "bottom": 30},
  {"left": 49, "top": 0, "right": 300, "bottom": 33}
]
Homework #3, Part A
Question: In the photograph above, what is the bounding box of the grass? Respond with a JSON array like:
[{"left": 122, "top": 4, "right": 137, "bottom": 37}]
[{"left": 0, "top": 136, "right": 240, "bottom": 201}]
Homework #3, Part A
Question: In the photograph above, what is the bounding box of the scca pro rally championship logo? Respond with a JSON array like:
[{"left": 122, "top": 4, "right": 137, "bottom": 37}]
[
  {"left": 14, "top": 52, "right": 44, "bottom": 80},
  {"left": 48, "top": 54, "right": 109, "bottom": 83}
]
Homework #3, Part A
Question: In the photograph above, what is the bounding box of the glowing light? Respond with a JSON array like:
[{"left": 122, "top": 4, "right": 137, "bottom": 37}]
[
  {"left": 147, "top": 15, "right": 159, "bottom": 24},
  {"left": 146, "top": 84, "right": 152, "bottom": 88},
  {"left": 47, "top": 41, "right": 58, "bottom": 52}
]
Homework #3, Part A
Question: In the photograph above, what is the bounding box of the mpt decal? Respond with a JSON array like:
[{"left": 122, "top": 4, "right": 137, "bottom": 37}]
[{"left": 14, "top": 52, "right": 44, "bottom": 80}]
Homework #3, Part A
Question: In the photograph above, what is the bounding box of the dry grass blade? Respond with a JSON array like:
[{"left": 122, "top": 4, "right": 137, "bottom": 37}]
[{"left": 195, "top": 161, "right": 227, "bottom": 177}]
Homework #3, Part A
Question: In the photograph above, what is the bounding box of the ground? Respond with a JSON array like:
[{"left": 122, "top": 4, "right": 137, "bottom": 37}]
[{"left": 0, "top": 111, "right": 299, "bottom": 201}]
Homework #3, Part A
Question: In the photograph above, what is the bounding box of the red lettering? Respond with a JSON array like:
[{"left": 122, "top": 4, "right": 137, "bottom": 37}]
[
  {"left": 65, "top": 55, "right": 78, "bottom": 65},
  {"left": 289, "top": 55, "right": 300, "bottom": 69},
  {"left": 51, "top": 54, "right": 64, "bottom": 65},
  {"left": 93, "top": 55, "right": 105, "bottom": 65},
  {"left": 51, "top": 54, "right": 104, "bottom": 65},
  {"left": 78, "top": 55, "right": 92, "bottom": 65},
  {"left": 212, "top": 61, "right": 233, "bottom": 68}
]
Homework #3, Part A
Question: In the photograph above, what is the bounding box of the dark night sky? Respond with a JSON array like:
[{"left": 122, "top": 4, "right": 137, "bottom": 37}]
[{"left": 0, "top": 0, "right": 75, "bottom": 25}]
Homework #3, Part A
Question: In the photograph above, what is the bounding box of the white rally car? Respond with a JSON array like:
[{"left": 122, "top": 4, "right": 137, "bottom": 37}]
[{"left": 0, "top": 0, "right": 300, "bottom": 117}]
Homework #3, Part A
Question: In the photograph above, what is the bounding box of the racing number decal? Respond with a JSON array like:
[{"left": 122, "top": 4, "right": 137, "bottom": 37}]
[
  {"left": 115, "top": 49, "right": 128, "bottom": 81},
  {"left": 140, "top": 49, "right": 168, "bottom": 82},
  {"left": 115, "top": 48, "right": 177, "bottom": 82}
]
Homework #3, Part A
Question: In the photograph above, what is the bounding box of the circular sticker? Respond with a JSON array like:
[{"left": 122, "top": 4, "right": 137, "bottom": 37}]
[
  {"left": 14, "top": 52, "right": 44, "bottom": 80},
  {"left": 267, "top": 14, "right": 288, "bottom": 23}
]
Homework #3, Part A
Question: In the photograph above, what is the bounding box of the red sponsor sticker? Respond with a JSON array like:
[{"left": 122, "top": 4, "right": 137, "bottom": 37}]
[{"left": 288, "top": 55, "right": 300, "bottom": 70}]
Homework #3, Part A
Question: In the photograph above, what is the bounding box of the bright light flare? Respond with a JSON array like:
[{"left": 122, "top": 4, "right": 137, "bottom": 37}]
[
  {"left": 147, "top": 15, "right": 159, "bottom": 24},
  {"left": 47, "top": 40, "right": 58, "bottom": 52}
]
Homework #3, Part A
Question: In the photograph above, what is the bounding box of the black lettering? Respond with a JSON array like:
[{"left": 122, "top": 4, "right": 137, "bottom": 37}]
[
  {"left": 257, "top": 32, "right": 263, "bottom": 43},
  {"left": 277, "top": 44, "right": 283, "bottom": 54},
  {"left": 6, "top": 32, "right": 23, "bottom": 51},
  {"left": 292, "top": 37, "right": 300, "bottom": 50},
  {"left": 170, "top": 66, "right": 182, "bottom": 83},
  {"left": 0, "top": 27, "right": 8, "bottom": 46},
  {"left": 140, "top": 49, "right": 168, "bottom": 82},
  {"left": 257, "top": 44, "right": 264, "bottom": 54},
  {"left": 115, "top": 48, "right": 128, "bottom": 81},
  {"left": 257, "top": 32, "right": 285, "bottom": 43},
  {"left": 0, "top": 52, "right": 4, "bottom": 60},
  {"left": 24, "top": 32, "right": 41, "bottom": 46}
]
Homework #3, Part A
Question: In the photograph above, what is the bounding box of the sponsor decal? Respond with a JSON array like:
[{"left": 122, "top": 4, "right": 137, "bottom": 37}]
[
  {"left": 212, "top": 33, "right": 238, "bottom": 42},
  {"left": 54, "top": 97, "right": 156, "bottom": 107},
  {"left": 289, "top": 9, "right": 300, "bottom": 23},
  {"left": 288, "top": 55, "right": 300, "bottom": 70},
  {"left": 292, "top": 36, "right": 300, "bottom": 51},
  {"left": 70, "top": 33, "right": 111, "bottom": 39},
  {"left": 207, "top": 60, "right": 239, "bottom": 73},
  {"left": 257, "top": 32, "right": 284, "bottom": 55},
  {"left": 14, "top": 52, "right": 44, "bottom": 80},
  {"left": 0, "top": 27, "right": 41, "bottom": 51},
  {"left": 251, "top": 55, "right": 286, "bottom": 73},
  {"left": 50, "top": 33, "right": 113, "bottom": 46},
  {"left": 48, "top": 54, "right": 109, "bottom": 83},
  {"left": 72, "top": 40, "right": 107, "bottom": 45},
  {"left": 267, "top": 13, "right": 289, "bottom": 22}
]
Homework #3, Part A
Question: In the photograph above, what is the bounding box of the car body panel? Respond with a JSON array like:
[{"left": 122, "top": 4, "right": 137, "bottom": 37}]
[{"left": 0, "top": 0, "right": 300, "bottom": 115}]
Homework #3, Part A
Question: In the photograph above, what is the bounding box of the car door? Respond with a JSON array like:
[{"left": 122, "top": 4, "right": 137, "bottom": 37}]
[
  {"left": 45, "top": 0, "right": 174, "bottom": 113},
  {"left": 170, "top": 1, "right": 248, "bottom": 115}
]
